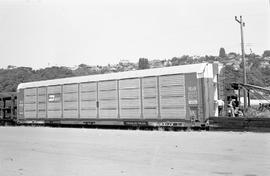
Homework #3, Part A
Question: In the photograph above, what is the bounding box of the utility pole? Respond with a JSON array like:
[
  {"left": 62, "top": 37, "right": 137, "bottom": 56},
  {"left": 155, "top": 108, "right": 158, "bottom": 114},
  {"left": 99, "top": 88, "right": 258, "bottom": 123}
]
[{"left": 235, "top": 16, "right": 247, "bottom": 113}]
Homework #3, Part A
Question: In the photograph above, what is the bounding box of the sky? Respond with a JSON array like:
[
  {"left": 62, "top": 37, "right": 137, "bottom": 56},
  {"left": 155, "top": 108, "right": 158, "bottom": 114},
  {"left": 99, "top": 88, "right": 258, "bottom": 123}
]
[{"left": 0, "top": 0, "right": 269, "bottom": 69}]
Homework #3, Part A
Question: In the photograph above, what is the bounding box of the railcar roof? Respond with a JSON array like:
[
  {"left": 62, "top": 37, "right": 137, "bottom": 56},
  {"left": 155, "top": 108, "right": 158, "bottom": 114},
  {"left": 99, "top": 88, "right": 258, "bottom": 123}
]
[{"left": 17, "top": 63, "right": 213, "bottom": 90}]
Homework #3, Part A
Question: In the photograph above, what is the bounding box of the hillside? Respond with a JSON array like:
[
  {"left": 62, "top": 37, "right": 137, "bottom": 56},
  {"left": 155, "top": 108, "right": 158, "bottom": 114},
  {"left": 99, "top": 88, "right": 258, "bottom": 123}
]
[{"left": 0, "top": 50, "right": 270, "bottom": 92}]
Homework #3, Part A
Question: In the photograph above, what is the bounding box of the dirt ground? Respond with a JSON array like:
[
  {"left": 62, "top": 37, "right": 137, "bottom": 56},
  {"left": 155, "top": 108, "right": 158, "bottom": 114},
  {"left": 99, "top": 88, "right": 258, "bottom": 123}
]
[{"left": 0, "top": 127, "right": 269, "bottom": 176}]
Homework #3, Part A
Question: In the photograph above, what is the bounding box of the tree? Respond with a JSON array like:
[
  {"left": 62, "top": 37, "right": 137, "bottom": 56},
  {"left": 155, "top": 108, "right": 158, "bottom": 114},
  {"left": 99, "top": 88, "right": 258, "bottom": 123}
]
[
  {"left": 170, "top": 55, "right": 192, "bottom": 66},
  {"left": 138, "top": 58, "right": 149, "bottom": 70},
  {"left": 219, "top": 47, "right": 226, "bottom": 58},
  {"left": 7, "top": 65, "right": 17, "bottom": 69},
  {"left": 262, "top": 50, "right": 270, "bottom": 58}
]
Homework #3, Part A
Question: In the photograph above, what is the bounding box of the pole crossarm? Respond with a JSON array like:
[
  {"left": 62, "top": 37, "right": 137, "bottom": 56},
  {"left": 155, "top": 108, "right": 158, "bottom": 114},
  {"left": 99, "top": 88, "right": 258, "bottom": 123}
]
[{"left": 235, "top": 16, "right": 241, "bottom": 23}]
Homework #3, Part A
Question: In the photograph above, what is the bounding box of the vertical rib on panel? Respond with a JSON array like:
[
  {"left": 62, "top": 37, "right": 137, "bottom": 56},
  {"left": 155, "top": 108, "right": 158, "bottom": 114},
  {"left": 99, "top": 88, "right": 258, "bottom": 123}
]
[
  {"left": 142, "top": 77, "right": 158, "bottom": 119},
  {"left": 159, "top": 74, "right": 186, "bottom": 119},
  {"left": 98, "top": 81, "right": 118, "bottom": 119},
  {"left": 37, "top": 87, "right": 46, "bottom": 118},
  {"left": 36, "top": 88, "right": 38, "bottom": 118},
  {"left": 119, "top": 79, "right": 140, "bottom": 119},
  {"left": 45, "top": 87, "right": 48, "bottom": 118},
  {"left": 117, "top": 80, "right": 120, "bottom": 118},
  {"left": 47, "top": 86, "right": 62, "bottom": 118},
  {"left": 61, "top": 85, "right": 63, "bottom": 118},
  {"left": 157, "top": 77, "right": 161, "bottom": 118},
  {"left": 80, "top": 82, "right": 97, "bottom": 118},
  {"left": 24, "top": 88, "right": 37, "bottom": 118},
  {"left": 97, "top": 82, "right": 99, "bottom": 118},
  {"left": 140, "top": 78, "right": 143, "bottom": 119},
  {"left": 17, "top": 89, "right": 24, "bottom": 119},
  {"left": 78, "top": 84, "right": 80, "bottom": 118},
  {"left": 63, "top": 84, "right": 78, "bottom": 119}
]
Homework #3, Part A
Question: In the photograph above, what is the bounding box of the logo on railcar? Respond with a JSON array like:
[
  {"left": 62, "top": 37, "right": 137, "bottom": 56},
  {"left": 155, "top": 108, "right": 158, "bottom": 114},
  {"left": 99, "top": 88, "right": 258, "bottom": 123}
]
[{"left": 48, "top": 94, "right": 61, "bottom": 102}]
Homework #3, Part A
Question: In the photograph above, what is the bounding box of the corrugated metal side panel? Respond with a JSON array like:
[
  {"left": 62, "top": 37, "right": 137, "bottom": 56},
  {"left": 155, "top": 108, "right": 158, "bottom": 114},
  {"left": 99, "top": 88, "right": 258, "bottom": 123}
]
[
  {"left": 24, "top": 95, "right": 36, "bottom": 104},
  {"left": 38, "top": 87, "right": 46, "bottom": 94},
  {"left": 24, "top": 88, "right": 37, "bottom": 118},
  {"left": 38, "top": 95, "right": 46, "bottom": 102},
  {"left": 80, "top": 82, "right": 97, "bottom": 118},
  {"left": 24, "top": 103, "right": 36, "bottom": 118},
  {"left": 119, "top": 79, "right": 140, "bottom": 119},
  {"left": 63, "top": 84, "right": 78, "bottom": 119},
  {"left": 47, "top": 86, "right": 61, "bottom": 94},
  {"left": 185, "top": 73, "right": 199, "bottom": 121},
  {"left": 47, "top": 111, "right": 61, "bottom": 118},
  {"left": 37, "top": 104, "right": 46, "bottom": 118},
  {"left": 99, "top": 81, "right": 118, "bottom": 118},
  {"left": 24, "top": 88, "right": 36, "bottom": 96},
  {"left": 198, "top": 79, "right": 204, "bottom": 120},
  {"left": 63, "top": 93, "right": 78, "bottom": 101},
  {"left": 63, "top": 101, "right": 78, "bottom": 109},
  {"left": 200, "top": 78, "right": 214, "bottom": 120},
  {"left": 24, "top": 112, "right": 36, "bottom": 118},
  {"left": 142, "top": 77, "right": 158, "bottom": 119},
  {"left": 99, "top": 90, "right": 117, "bottom": 100},
  {"left": 159, "top": 74, "right": 186, "bottom": 119},
  {"left": 80, "top": 102, "right": 96, "bottom": 118},
  {"left": 63, "top": 110, "right": 78, "bottom": 119},
  {"left": 17, "top": 89, "right": 24, "bottom": 119},
  {"left": 63, "top": 84, "right": 78, "bottom": 93},
  {"left": 160, "top": 86, "right": 185, "bottom": 96},
  {"left": 80, "top": 101, "right": 96, "bottom": 110},
  {"left": 38, "top": 87, "right": 46, "bottom": 118},
  {"left": 47, "top": 86, "right": 61, "bottom": 118},
  {"left": 208, "top": 78, "right": 215, "bottom": 118},
  {"left": 81, "top": 92, "right": 96, "bottom": 101},
  {"left": 160, "top": 75, "right": 185, "bottom": 86},
  {"left": 47, "top": 103, "right": 61, "bottom": 110},
  {"left": 81, "top": 82, "right": 97, "bottom": 92}
]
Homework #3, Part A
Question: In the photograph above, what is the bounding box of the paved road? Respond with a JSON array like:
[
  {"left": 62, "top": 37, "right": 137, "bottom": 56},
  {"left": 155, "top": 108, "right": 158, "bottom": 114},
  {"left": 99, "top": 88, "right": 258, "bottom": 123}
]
[{"left": 0, "top": 127, "right": 269, "bottom": 176}]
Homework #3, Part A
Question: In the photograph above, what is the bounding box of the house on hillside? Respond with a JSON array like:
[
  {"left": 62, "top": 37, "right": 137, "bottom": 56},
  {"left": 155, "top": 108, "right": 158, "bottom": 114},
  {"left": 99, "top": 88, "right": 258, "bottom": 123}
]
[
  {"left": 149, "top": 60, "right": 164, "bottom": 68},
  {"left": 222, "top": 55, "right": 242, "bottom": 70},
  {"left": 259, "top": 60, "right": 270, "bottom": 68}
]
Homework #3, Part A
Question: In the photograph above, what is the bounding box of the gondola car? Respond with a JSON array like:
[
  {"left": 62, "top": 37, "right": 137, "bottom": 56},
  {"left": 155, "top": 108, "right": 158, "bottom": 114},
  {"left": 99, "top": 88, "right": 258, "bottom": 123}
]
[{"left": 17, "top": 63, "right": 220, "bottom": 128}]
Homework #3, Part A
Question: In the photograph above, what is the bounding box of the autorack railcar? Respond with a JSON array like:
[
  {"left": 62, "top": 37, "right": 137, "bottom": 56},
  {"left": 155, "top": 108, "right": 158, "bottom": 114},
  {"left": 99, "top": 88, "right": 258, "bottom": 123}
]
[{"left": 17, "top": 63, "right": 220, "bottom": 128}]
